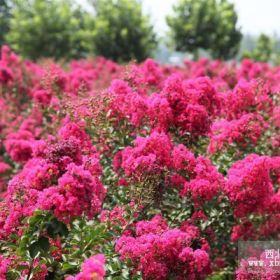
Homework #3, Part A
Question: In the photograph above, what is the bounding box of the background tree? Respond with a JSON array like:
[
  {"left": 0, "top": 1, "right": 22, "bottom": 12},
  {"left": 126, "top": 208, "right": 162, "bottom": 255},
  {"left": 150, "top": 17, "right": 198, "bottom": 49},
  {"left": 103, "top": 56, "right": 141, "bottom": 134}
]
[
  {"left": 90, "top": 0, "right": 157, "bottom": 62},
  {"left": 6, "top": 0, "right": 93, "bottom": 60},
  {"left": 242, "top": 34, "right": 275, "bottom": 62},
  {"left": 166, "top": 0, "right": 242, "bottom": 60},
  {"left": 0, "top": 0, "right": 11, "bottom": 46},
  {"left": 210, "top": 0, "right": 242, "bottom": 59}
]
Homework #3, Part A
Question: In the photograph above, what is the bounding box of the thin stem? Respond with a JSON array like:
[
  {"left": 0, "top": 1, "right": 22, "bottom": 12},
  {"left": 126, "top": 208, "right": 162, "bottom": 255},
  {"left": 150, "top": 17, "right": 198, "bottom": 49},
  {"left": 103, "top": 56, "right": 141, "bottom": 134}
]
[{"left": 26, "top": 258, "right": 35, "bottom": 280}]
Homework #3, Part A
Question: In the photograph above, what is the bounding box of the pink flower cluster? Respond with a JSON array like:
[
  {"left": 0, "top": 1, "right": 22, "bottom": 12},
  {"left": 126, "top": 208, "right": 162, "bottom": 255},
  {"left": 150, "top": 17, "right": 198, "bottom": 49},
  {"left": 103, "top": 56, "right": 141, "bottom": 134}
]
[
  {"left": 118, "top": 132, "right": 173, "bottom": 176},
  {"left": 155, "top": 75, "right": 220, "bottom": 134},
  {"left": 0, "top": 120, "right": 106, "bottom": 237},
  {"left": 225, "top": 155, "right": 280, "bottom": 222},
  {"left": 208, "top": 113, "right": 267, "bottom": 153},
  {"left": 225, "top": 154, "right": 273, "bottom": 217},
  {"left": 221, "top": 79, "right": 271, "bottom": 120},
  {"left": 116, "top": 131, "right": 224, "bottom": 204},
  {"left": 66, "top": 254, "right": 105, "bottom": 280},
  {"left": 116, "top": 215, "right": 210, "bottom": 280},
  {"left": 100, "top": 73, "right": 221, "bottom": 136},
  {"left": 0, "top": 255, "right": 9, "bottom": 279}
]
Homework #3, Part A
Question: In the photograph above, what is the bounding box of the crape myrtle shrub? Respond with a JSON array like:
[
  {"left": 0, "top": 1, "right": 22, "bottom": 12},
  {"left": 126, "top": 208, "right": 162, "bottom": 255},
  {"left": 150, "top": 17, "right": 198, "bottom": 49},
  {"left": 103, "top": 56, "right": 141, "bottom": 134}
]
[{"left": 0, "top": 45, "right": 280, "bottom": 279}]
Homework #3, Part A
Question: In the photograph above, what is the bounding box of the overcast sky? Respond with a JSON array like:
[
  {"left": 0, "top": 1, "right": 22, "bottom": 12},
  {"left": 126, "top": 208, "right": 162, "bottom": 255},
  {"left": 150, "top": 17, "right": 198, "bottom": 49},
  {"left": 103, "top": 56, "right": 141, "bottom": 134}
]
[{"left": 80, "top": 0, "right": 280, "bottom": 36}]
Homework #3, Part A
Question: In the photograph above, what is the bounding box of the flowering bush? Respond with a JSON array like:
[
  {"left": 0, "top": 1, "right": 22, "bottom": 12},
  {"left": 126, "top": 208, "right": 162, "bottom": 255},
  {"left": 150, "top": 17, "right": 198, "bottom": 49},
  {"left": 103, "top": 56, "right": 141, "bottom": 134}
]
[{"left": 0, "top": 45, "right": 280, "bottom": 279}]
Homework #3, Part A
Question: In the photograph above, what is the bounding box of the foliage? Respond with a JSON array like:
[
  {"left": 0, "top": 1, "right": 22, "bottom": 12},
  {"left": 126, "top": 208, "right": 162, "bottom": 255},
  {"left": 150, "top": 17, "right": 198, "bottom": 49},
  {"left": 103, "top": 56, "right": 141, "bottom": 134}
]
[
  {"left": 167, "top": 0, "right": 242, "bottom": 59},
  {"left": 242, "top": 33, "right": 275, "bottom": 62},
  {"left": 0, "top": 0, "right": 11, "bottom": 46},
  {"left": 90, "top": 0, "right": 157, "bottom": 62},
  {"left": 5, "top": 0, "right": 93, "bottom": 60}
]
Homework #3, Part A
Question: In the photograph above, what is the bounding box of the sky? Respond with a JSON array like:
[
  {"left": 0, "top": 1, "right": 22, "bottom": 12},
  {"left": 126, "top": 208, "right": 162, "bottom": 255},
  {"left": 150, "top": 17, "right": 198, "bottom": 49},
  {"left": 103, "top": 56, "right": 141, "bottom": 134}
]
[
  {"left": 142, "top": 0, "right": 280, "bottom": 36},
  {"left": 79, "top": 0, "right": 280, "bottom": 36}
]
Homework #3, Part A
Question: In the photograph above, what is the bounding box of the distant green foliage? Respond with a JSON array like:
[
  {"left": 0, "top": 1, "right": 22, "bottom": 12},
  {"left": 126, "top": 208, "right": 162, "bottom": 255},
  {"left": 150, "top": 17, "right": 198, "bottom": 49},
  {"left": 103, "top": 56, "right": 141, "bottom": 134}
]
[
  {"left": 0, "top": 0, "right": 11, "bottom": 46},
  {"left": 167, "top": 0, "right": 242, "bottom": 60},
  {"left": 6, "top": 0, "right": 93, "bottom": 60},
  {"left": 91, "top": 0, "right": 157, "bottom": 62},
  {"left": 242, "top": 34, "right": 275, "bottom": 62}
]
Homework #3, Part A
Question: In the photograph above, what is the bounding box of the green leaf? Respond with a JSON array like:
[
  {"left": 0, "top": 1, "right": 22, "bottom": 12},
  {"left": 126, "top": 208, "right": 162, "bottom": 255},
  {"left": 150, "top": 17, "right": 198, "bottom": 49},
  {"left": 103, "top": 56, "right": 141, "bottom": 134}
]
[
  {"left": 46, "top": 218, "right": 69, "bottom": 238},
  {"left": 29, "top": 241, "right": 40, "bottom": 258},
  {"left": 28, "top": 236, "right": 50, "bottom": 258},
  {"left": 38, "top": 236, "right": 50, "bottom": 252}
]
